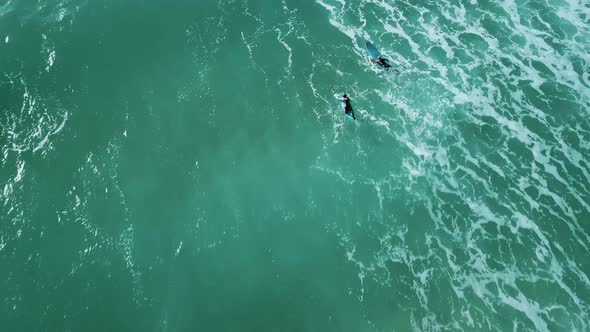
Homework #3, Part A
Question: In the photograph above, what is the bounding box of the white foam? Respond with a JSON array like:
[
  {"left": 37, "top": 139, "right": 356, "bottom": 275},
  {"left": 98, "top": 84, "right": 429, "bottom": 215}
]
[
  {"left": 499, "top": 290, "right": 549, "bottom": 332},
  {"left": 14, "top": 160, "right": 25, "bottom": 182},
  {"left": 275, "top": 27, "right": 293, "bottom": 73},
  {"left": 175, "top": 241, "right": 183, "bottom": 256},
  {"left": 45, "top": 50, "right": 55, "bottom": 71},
  {"left": 311, "top": 0, "right": 590, "bottom": 329}
]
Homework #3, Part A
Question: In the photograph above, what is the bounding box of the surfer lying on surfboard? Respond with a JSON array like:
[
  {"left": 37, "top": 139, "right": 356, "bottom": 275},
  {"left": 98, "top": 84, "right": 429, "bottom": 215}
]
[
  {"left": 365, "top": 41, "right": 400, "bottom": 73},
  {"left": 336, "top": 93, "right": 356, "bottom": 120},
  {"left": 370, "top": 56, "right": 392, "bottom": 70}
]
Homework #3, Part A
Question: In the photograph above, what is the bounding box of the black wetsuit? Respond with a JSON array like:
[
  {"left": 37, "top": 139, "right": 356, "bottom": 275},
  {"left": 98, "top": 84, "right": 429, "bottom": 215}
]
[
  {"left": 378, "top": 57, "right": 392, "bottom": 69},
  {"left": 343, "top": 98, "right": 356, "bottom": 119}
]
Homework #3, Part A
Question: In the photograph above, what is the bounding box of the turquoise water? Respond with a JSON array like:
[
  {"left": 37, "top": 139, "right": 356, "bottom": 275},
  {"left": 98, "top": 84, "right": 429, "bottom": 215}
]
[{"left": 1, "top": 0, "right": 590, "bottom": 330}]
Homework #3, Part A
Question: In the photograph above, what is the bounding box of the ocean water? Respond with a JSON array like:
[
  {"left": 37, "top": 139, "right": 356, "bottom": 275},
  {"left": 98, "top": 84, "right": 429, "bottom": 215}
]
[{"left": 1, "top": 0, "right": 589, "bottom": 331}]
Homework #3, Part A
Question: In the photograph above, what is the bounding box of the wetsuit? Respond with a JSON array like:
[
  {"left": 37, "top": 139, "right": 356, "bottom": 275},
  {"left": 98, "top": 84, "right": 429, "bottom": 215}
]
[
  {"left": 377, "top": 57, "right": 392, "bottom": 69},
  {"left": 343, "top": 97, "right": 356, "bottom": 120}
]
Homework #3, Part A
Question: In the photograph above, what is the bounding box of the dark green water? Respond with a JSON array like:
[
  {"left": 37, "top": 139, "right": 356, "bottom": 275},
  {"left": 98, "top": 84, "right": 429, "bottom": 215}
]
[{"left": 1, "top": 0, "right": 590, "bottom": 331}]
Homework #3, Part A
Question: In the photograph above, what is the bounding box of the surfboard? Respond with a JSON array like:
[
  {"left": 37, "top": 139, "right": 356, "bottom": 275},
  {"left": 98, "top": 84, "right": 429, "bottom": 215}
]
[{"left": 365, "top": 41, "right": 380, "bottom": 60}]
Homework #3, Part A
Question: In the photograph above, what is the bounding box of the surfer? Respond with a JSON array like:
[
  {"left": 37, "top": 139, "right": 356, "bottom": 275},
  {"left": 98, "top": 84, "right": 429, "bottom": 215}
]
[
  {"left": 336, "top": 93, "right": 356, "bottom": 120},
  {"left": 365, "top": 41, "right": 399, "bottom": 73},
  {"left": 371, "top": 56, "right": 392, "bottom": 70}
]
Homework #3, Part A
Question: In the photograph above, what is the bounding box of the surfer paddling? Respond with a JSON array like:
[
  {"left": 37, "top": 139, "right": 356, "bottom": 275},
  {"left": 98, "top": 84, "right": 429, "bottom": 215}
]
[
  {"left": 370, "top": 56, "right": 392, "bottom": 70},
  {"left": 335, "top": 93, "right": 356, "bottom": 120}
]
